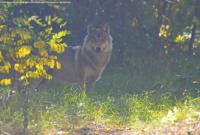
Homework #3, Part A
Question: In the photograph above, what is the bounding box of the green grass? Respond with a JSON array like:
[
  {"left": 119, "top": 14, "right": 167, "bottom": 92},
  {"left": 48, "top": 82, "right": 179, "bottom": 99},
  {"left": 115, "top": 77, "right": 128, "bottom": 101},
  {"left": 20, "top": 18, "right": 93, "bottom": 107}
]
[
  {"left": 0, "top": 62, "right": 200, "bottom": 134},
  {"left": 0, "top": 85, "right": 199, "bottom": 134}
]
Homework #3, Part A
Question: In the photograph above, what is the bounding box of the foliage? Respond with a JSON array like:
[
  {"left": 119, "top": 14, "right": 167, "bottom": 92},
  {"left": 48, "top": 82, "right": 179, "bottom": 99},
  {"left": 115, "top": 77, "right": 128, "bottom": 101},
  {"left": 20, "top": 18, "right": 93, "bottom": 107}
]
[
  {"left": 67, "top": 0, "right": 200, "bottom": 64},
  {"left": 0, "top": 13, "right": 70, "bottom": 87},
  {"left": 1, "top": 1, "right": 200, "bottom": 134}
]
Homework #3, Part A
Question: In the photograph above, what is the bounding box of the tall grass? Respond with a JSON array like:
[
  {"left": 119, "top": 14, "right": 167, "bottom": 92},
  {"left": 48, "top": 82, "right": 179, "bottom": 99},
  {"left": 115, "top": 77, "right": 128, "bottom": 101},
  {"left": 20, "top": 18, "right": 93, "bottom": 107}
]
[{"left": 0, "top": 85, "right": 199, "bottom": 134}]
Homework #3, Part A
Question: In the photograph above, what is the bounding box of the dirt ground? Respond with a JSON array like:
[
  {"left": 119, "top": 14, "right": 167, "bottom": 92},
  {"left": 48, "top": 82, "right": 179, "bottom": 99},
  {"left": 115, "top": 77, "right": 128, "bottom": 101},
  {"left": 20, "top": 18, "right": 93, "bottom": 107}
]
[{"left": 51, "top": 119, "right": 200, "bottom": 135}]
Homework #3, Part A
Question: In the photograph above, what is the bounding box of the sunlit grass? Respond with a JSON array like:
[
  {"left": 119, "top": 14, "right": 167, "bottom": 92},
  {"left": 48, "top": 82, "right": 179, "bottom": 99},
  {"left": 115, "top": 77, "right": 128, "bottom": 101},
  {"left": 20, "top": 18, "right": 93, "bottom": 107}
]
[
  {"left": 1, "top": 62, "right": 200, "bottom": 134},
  {"left": 0, "top": 85, "right": 199, "bottom": 134}
]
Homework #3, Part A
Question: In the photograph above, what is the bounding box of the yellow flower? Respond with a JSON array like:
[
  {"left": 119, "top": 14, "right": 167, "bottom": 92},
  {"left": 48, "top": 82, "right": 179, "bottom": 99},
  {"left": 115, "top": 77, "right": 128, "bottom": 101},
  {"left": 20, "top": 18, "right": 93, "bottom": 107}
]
[
  {"left": 16, "top": 40, "right": 24, "bottom": 45},
  {"left": 0, "top": 51, "right": 4, "bottom": 62},
  {"left": 36, "top": 64, "right": 44, "bottom": 70},
  {"left": 48, "top": 59, "right": 55, "bottom": 69},
  {"left": 50, "top": 44, "right": 65, "bottom": 53},
  {"left": 174, "top": 34, "right": 190, "bottom": 43},
  {"left": 39, "top": 48, "right": 48, "bottom": 57},
  {"left": 16, "top": 46, "right": 32, "bottom": 58},
  {"left": 19, "top": 75, "right": 26, "bottom": 81},
  {"left": 0, "top": 78, "right": 12, "bottom": 86},
  {"left": 45, "top": 16, "right": 52, "bottom": 25},
  {"left": 49, "top": 55, "right": 57, "bottom": 60},
  {"left": 4, "top": 61, "right": 11, "bottom": 73},
  {"left": 45, "top": 73, "right": 53, "bottom": 80},
  {"left": 26, "top": 59, "right": 36, "bottom": 68},
  {"left": 34, "top": 41, "right": 46, "bottom": 48},
  {"left": 45, "top": 27, "right": 52, "bottom": 34},
  {"left": 159, "top": 25, "right": 170, "bottom": 38},
  {"left": 174, "top": 35, "right": 184, "bottom": 43},
  {"left": 56, "top": 18, "right": 63, "bottom": 24},
  {"left": 14, "top": 63, "right": 25, "bottom": 73},
  {"left": 56, "top": 61, "right": 61, "bottom": 70}
]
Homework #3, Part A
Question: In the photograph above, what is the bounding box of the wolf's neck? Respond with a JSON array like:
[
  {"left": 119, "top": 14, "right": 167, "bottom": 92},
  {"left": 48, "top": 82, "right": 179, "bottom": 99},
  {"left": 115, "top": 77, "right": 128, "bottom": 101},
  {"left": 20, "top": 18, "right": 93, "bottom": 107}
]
[{"left": 80, "top": 47, "right": 107, "bottom": 70}]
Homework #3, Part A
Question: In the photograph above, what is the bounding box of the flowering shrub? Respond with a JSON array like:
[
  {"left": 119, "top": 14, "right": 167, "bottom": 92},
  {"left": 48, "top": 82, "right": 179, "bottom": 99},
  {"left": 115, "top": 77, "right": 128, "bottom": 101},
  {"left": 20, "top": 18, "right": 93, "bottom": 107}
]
[{"left": 0, "top": 13, "right": 70, "bottom": 86}]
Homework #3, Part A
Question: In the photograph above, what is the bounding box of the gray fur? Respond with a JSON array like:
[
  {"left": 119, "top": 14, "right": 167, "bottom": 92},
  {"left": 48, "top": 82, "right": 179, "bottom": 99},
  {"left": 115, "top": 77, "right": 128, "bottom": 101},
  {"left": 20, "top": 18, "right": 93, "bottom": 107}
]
[{"left": 40, "top": 23, "right": 113, "bottom": 91}]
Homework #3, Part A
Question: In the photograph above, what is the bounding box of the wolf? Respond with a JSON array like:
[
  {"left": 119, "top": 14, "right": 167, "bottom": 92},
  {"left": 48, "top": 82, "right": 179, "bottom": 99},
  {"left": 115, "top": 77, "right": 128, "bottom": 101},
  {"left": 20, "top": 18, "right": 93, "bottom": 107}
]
[{"left": 38, "top": 23, "right": 113, "bottom": 91}]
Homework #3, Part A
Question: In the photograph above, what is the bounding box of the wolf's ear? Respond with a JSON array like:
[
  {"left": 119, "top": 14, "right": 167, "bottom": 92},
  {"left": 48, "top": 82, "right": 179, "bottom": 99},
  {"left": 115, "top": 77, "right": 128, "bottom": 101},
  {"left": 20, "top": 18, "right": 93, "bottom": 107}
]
[
  {"left": 87, "top": 24, "right": 95, "bottom": 34},
  {"left": 102, "top": 23, "right": 110, "bottom": 34}
]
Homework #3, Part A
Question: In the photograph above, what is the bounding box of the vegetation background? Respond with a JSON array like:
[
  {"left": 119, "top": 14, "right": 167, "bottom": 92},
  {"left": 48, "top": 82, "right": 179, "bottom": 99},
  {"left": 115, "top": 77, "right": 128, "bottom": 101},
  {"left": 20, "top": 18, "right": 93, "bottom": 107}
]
[{"left": 0, "top": 0, "right": 200, "bottom": 134}]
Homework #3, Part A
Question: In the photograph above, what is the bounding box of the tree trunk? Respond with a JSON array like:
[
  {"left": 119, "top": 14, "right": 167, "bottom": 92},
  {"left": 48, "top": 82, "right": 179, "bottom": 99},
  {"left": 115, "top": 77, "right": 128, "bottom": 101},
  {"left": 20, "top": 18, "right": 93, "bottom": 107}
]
[
  {"left": 153, "top": 0, "right": 167, "bottom": 56},
  {"left": 22, "top": 89, "right": 29, "bottom": 135},
  {"left": 188, "top": 23, "right": 196, "bottom": 56},
  {"left": 188, "top": 0, "right": 199, "bottom": 56}
]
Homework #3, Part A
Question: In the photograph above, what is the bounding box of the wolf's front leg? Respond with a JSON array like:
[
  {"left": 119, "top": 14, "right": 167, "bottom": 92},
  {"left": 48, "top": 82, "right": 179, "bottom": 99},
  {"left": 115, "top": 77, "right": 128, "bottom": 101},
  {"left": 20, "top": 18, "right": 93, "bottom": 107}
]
[
  {"left": 79, "top": 80, "right": 87, "bottom": 91},
  {"left": 79, "top": 80, "right": 95, "bottom": 93},
  {"left": 86, "top": 81, "right": 96, "bottom": 93}
]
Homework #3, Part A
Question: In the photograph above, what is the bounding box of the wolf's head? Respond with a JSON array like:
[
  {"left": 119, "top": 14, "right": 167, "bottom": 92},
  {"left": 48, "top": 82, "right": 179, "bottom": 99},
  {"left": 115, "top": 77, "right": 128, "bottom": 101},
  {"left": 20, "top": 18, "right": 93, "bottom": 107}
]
[{"left": 83, "top": 23, "right": 112, "bottom": 54}]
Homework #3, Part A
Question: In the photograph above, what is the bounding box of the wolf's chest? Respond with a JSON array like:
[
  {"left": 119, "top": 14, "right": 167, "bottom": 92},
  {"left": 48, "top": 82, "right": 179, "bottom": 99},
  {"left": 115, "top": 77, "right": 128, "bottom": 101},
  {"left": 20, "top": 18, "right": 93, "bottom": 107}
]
[{"left": 84, "top": 66, "right": 103, "bottom": 82}]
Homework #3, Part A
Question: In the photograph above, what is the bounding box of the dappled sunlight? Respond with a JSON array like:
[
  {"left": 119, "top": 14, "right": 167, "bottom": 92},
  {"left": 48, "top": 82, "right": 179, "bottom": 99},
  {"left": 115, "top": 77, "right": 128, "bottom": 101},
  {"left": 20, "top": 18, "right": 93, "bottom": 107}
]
[
  {"left": 1, "top": 0, "right": 200, "bottom": 134},
  {"left": 1, "top": 87, "right": 200, "bottom": 134}
]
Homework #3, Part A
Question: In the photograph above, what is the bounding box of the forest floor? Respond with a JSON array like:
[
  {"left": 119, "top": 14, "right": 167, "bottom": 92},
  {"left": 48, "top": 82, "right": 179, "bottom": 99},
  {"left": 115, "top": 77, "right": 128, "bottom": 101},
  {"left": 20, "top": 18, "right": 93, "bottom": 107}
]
[
  {"left": 45, "top": 118, "right": 200, "bottom": 135},
  {"left": 70, "top": 118, "right": 200, "bottom": 135},
  {"left": 1, "top": 88, "right": 199, "bottom": 135},
  {"left": 0, "top": 91, "right": 200, "bottom": 135},
  {"left": 1, "top": 66, "right": 200, "bottom": 135}
]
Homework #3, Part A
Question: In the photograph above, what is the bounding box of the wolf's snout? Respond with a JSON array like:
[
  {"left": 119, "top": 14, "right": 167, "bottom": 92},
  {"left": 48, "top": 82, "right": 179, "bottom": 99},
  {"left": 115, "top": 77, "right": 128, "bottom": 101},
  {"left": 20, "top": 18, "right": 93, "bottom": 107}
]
[{"left": 95, "top": 47, "right": 101, "bottom": 53}]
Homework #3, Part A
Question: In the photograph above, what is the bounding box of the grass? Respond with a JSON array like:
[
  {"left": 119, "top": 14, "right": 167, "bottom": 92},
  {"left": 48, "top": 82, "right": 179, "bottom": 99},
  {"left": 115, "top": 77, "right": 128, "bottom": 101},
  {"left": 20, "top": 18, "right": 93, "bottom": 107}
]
[
  {"left": 0, "top": 59, "right": 200, "bottom": 134},
  {"left": 0, "top": 85, "right": 199, "bottom": 134}
]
